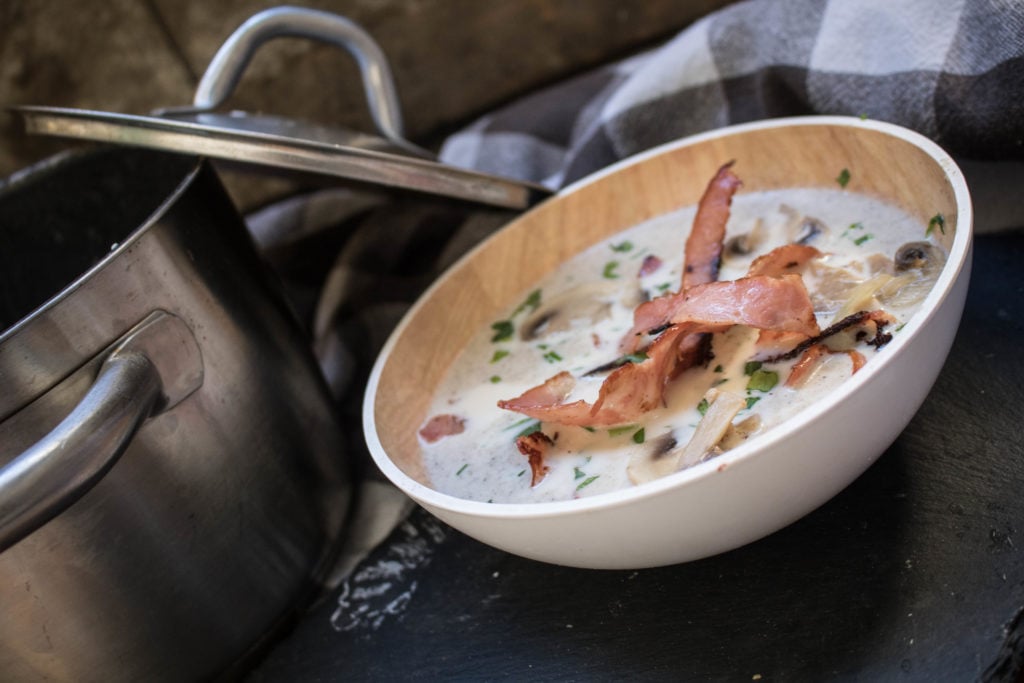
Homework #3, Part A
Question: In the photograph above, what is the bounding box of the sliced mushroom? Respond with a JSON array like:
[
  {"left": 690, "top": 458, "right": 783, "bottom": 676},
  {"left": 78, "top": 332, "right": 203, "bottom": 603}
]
[
  {"left": 778, "top": 205, "right": 830, "bottom": 245},
  {"left": 879, "top": 242, "right": 947, "bottom": 309},
  {"left": 719, "top": 414, "right": 763, "bottom": 450},
  {"left": 794, "top": 216, "right": 828, "bottom": 245},
  {"left": 725, "top": 218, "right": 767, "bottom": 256},
  {"left": 627, "top": 389, "right": 745, "bottom": 485},
  {"left": 895, "top": 241, "right": 944, "bottom": 275},
  {"left": 520, "top": 281, "right": 635, "bottom": 341}
]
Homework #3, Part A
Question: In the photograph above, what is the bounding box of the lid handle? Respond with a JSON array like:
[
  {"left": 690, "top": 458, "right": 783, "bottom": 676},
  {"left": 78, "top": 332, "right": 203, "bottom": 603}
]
[{"left": 188, "top": 6, "right": 406, "bottom": 143}]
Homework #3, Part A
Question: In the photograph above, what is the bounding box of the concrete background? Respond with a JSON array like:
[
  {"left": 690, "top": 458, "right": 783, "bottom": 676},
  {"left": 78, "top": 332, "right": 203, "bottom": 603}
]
[{"left": 0, "top": 0, "right": 731, "bottom": 209}]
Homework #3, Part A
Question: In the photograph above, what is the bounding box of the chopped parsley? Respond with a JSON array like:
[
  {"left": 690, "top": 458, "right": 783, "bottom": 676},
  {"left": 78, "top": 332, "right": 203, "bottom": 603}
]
[
  {"left": 745, "top": 396, "right": 761, "bottom": 409},
  {"left": 490, "top": 320, "right": 514, "bottom": 343},
  {"left": 603, "top": 261, "right": 620, "bottom": 279},
  {"left": 836, "top": 168, "right": 851, "bottom": 188},
  {"left": 697, "top": 397, "right": 709, "bottom": 416},
  {"left": 582, "top": 426, "right": 596, "bottom": 433},
  {"left": 491, "top": 290, "right": 542, "bottom": 343},
  {"left": 573, "top": 466, "right": 586, "bottom": 480},
  {"left": 656, "top": 282, "right": 672, "bottom": 292},
  {"left": 853, "top": 234, "right": 873, "bottom": 246},
  {"left": 714, "top": 364, "right": 724, "bottom": 373},
  {"left": 747, "top": 368, "right": 779, "bottom": 392},
  {"left": 456, "top": 464, "right": 468, "bottom": 476},
  {"left": 576, "top": 475, "right": 599, "bottom": 491},
  {"left": 543, "top": 350, "right": 563, "bottom": 363},
  {"left": 927, "top": 213, "right": 946, "bottom": 236},
  {"left": 610, "top": 241, "right": 634, "bottom": 253},
  {"left": 514, "top": 420, "right": 543, "bottom": 439},
  {"left": 743, "top": 360, "right": 763, "bottom": 376},
  {"left": 512, "top": 289, "right": 542, "bottom": 316},
  {"left": 505, "top": 416, "right": 535, "bottom": 431},
  {"left": 490, "top": 349, "right": 510, "bottom": 363},
  {"left": 632, "top": 428, "right": 646, "bottom": 444},
  {"left": 489, "top": 375, "right": 502, "bottom": 384},
  {"left": 608, "top": 424, "right": 639, "bottom": 437}
]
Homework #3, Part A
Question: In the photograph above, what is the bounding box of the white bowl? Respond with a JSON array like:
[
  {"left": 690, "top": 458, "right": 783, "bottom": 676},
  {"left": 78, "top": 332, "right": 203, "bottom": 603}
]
[{"left": 363, "top": 116, "right": 972, "bottom": 569}]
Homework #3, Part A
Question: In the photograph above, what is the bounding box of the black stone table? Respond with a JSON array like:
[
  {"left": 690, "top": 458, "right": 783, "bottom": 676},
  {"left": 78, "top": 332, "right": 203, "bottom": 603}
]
[{"left": 247, "top": 229, "right": 1024, "bottom": 682}]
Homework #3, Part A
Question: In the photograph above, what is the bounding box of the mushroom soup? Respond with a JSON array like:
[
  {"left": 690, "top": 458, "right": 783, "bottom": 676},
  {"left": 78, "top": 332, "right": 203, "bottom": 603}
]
[{"left": 418, "top": 170, "right": 945, "bottom": 504}]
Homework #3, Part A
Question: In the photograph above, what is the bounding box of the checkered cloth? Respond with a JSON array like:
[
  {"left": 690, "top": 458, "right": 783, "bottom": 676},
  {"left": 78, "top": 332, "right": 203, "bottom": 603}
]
[
  {"left": 248, "top": 0, "right": 1024, "bottom": 581},
  {"left": 440, "top": 0, "right": 1024, "bottom": 190}
]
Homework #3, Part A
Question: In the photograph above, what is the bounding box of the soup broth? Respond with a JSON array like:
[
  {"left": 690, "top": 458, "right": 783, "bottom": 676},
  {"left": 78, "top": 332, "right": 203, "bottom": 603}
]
[{"left": 420, "top": 186, "right": 943, "bottom": 503}]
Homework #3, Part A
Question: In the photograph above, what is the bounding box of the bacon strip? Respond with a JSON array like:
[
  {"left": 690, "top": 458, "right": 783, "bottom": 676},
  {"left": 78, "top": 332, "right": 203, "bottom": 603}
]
[
  {"left": 747, "top": 244, "right": 821, "bottom": 277},
  {"left": 498, "top": 275, "right": 820, "bottom": 427},
  {"left": 786, "top": 344, "right": 868, "bottom": 387},
  {"left": 664, "top": 162, "right": 742, "bottom": 367},
  {"left": 516, "top": 431, "right": 553, "bottom": 486},
  {"left": 418, "top": 414, "right": 466, "bottom": 443},
  {"left": 626, "top": 274, "right": 819, "bottom": 344},
  {"left": 682, "top": 161, "right": 741, "bottom": 290}
]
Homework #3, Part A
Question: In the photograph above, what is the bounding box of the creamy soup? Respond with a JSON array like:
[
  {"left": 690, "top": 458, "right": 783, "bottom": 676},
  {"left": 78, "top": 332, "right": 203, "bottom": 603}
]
[{"left": 419, "top": 185, "right": 945, "bottom": 503}]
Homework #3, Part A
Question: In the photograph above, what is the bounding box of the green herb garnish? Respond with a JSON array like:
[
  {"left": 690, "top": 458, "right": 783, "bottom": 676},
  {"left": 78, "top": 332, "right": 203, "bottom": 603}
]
[
  {"left": 853, "top": 234, "right": 873, "bottom": 246},
  {"left": 610, "top": 241, "right": 634, "bottom": 253},
  {"left": 489, "top": 375, "right": 502, "bottom": 384},
  {"left": 714, "top": 364, "right": 724, "bottom": 373},
  {"left": 515, "top": 420, "right": 542, "bottom": 439},
  {"left": 512, "top": 289, "right": 542, "bottom": 316},
  {"left": 490, "top": 349, "right": 510, "bottom": 363},
  {"left": 747, "top": 368, "right": 779, "bottom": 392},
  {"left": 697, "top": 397, "right": 709, "bottom": 416},
  {"left": 490, "top": 320, "right": 514, "bottom": 343},
  {"left": 632, "top": 428, "right": 645, "bottom": 444},
  {"left": 656, "top": 282, "right": 672, "bottom": 292},
  {"left": 573, "top": 466, "right": 586, "bottom": 480},
  {"left": 576, "top": 475, "right": 599, "bottom": 491},
  {"left": 456, "top": 464, "right": 468, "bottom": 476},
  {"left": 608, "top": 424, "right": 639, "bottom": 437},
  {"left": 543, "top": 351, "right": 563, "bottom": 363},
  {"left": 745, "top": 396, "right": 761, "bottom": 409},
  {"left": 927, "top": 213, "right": 946, "bottom": 236},
  {"left": 743, "top": 361, "right": 763, "bottom": 376},
  {"left": 836, "top": 168, "right": 851, "bottom": 188},
  {"left": 603, "top": 261, "right": 620, "bottom": 279},
  {"left": 582, "top": 426, "right": 596, "bottom": 433},
  {"left": 505, "top": 416, "right": 535, "bottom": 431}
]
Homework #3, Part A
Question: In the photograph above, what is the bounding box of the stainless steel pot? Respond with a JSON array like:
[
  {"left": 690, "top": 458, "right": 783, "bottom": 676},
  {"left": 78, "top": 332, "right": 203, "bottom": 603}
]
[{"left": 0, "top": 146, "right": 351, "bottom": 681}]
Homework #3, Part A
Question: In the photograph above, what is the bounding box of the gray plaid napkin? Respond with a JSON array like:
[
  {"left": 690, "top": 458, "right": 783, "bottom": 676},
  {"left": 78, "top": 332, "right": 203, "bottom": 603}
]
[{"left": 249, "top": 0, "right": 1024, "bottom": 581}]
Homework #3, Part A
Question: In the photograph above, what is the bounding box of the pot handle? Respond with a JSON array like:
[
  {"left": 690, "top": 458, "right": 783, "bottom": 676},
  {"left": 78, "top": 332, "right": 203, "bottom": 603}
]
[
  {"left": 189, "top": 5, "right": 406, "bottom": 144},
  {"left": 0, "top": 312, "right": 203, "bottom": 552}
]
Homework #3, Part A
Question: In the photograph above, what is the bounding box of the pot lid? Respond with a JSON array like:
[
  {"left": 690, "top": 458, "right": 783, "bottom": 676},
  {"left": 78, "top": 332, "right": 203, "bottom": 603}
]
[{"left": 11, "top": 7, "right": 551, "bottom": 210}]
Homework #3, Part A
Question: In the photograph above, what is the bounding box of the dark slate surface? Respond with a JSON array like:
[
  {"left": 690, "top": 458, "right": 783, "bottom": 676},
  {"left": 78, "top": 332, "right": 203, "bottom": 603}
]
[{"left": 247, "top": 229, "right": 1024, "bottom": 682}]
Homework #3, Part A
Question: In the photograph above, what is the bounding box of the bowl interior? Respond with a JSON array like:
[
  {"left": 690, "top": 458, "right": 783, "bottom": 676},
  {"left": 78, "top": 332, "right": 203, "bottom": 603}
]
[{"left": 369, "top": 118, "right": 963, "bottom": 493}]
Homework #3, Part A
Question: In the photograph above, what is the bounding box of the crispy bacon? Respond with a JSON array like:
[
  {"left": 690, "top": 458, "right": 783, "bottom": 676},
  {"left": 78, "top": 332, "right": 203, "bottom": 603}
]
[
  {"left": 498, "top": 275, "right": 820, "bottom": 427},
  {"left": 682, "top": 161, "right": 741, "bottom": 290},
  {"left": 516, "top": 431, "right": 553, "bottom": 486},
  {"left": 418, "top": 414, "right": 465, "bottom": 443},
  {"left": 786, "top": 344, "right": 868, "bottom": 387},
  {"left": 667, "top": 162, "right": 743, "bottom": 370},
  {"left": 625, "top": 274, "right": 820, "bottom": 346},
  {"left": 747, "top": 244, "right": 821, "bottom": 277},
  {"left": 747, "top": 244, "right": 822, "bottom": 352},
  {"left": 763, "top": 309, "right": 895, "bottom": 363}
]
